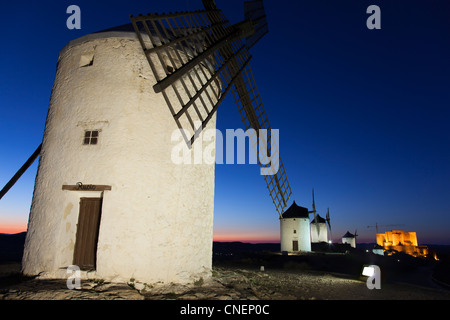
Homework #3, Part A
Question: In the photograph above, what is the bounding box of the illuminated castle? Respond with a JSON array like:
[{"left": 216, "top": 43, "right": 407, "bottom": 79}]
[{"left": 376, "top": 230, "right": 429, "bottom": 258}]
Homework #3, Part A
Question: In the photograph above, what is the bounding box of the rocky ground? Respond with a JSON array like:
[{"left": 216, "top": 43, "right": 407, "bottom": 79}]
[
  {"left": 1, "top": 238, "right": 450, "bottom": 302},
  {"left": 1, "top": 262, "right": 450, "bottom": 301}
]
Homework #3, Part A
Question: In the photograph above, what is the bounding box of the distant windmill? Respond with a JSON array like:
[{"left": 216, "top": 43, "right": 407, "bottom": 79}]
[
  {"left": 309, "top": 190, "right": 332, "bottom": 243},
  {"left": 342, "top": 230, "right": 357, "bottom": 248}
]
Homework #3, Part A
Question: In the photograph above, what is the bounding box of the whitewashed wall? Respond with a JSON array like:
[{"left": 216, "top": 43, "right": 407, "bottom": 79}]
[
  {"left": 342, "top": 237, "right": 356, "bottom": 248},
  {"left": 280, "top": 218, "right": 311, "bottom": 252},
  {"left": 22, "top": 33, "right": 217, "bottom": 285},
  {"left": 310, "top": 222, "right": 328, "bottom": 243}
]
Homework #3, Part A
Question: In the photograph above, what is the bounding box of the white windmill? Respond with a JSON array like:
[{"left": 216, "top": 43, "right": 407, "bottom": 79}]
[
  {"left": 280, "top": 201, "right": 311, "bottom": 252},
  {"left": 1, "top": 0, "right": 293, "bottom": 285},
  {"left": 342, "top": 230, "right": 357, "bottom": 248},
  {"left": 311, "top": 207, "right": 332, "bottom": 243}
]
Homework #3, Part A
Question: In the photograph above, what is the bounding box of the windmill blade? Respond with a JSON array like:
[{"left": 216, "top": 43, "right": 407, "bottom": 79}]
[
  {"left": 309, "top": 189, "right": 316, "bottom": 216},
  {"left": 309, "top": 209, "right": 319, "bottom": 238},
  {"left": 313, "top": 190, "right": 319, "bottom": 235},
  {"left": 308, "top": 189, "right": 319, "bottom": 236},
  {"left": 230, "top": 63, "right": 292, "bottom": 215},
  {"left": 0, "top": 144, "right": 42, "bottom": 200},
  {"left": 244, "top": 0, "right": 269, "bottom": 50},
  {"left": 326, "top": 207, "right": 331, "bottom": 234},
  {"left": 130, "top": 1, "right": 292, "bottom": 215},
  {"left": 314, "top": 213, "right": 320, "bottom": 237},
  {"left": 130, "top": 8, "right": 254, "bottom": 147},
  {"left": 129, "top": 0, "right": 267, "bottom": 148}
]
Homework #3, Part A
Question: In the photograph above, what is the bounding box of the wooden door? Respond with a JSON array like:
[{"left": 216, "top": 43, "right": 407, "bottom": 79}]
[
  {"left": 73, "top": 198, "right": 102, "bottom": 270},
  {"left": 293, "top": 240, "right": 298, "bottom": 251}
]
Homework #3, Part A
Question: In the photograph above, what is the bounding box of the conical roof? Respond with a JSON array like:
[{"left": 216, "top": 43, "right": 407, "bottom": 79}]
[
  {"left": 311, "top": 214, "right": 326, "bottom": 224},
  {"left": 343, "top": 231, "right": 355, "bottom": 238},
  {"left": 281, "top": 201, "right": 309, "bottom": 219}
]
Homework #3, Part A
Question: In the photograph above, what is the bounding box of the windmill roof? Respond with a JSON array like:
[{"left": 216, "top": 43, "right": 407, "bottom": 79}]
[
  {"left": 343, "top": 231, "right": 355, "bottom": 238},
  {"left": 311, "top": 214, "right": 326, "bottom": 224},
  {"left": 281, "top": 201, "right": 309, "bottom": 219}
]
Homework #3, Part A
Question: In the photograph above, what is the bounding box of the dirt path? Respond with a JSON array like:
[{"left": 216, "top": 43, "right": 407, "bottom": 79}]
[{"left": 1, "top": 265, "right": 450, "bottom": 300}]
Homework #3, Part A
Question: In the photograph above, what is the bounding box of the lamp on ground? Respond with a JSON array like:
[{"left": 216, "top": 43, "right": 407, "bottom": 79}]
[
  {"left": 362, "top": 265, "right": 376, "bottom": 277},
  {"left": 360, "top": 264, "right": 382, "bottom": 289}
]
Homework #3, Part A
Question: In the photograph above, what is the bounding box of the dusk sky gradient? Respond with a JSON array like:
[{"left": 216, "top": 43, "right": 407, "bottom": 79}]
[{"left": 1, "top": 0, "right": 449, "bottom": 245}]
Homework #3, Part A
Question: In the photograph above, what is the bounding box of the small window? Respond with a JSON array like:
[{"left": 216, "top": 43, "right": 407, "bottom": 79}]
[
  {"left": 293, "top": 230, "right": 297, "bottom": 234},
  {"left": 80, "top": 54, "right": 94, "bottom": 68},
  {"left": 84, "top": 130, "right": 99, "bottom": 145}
]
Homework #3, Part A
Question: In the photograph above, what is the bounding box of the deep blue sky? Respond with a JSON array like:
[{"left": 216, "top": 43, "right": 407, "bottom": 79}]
[{"left": 0, "top": 1, "right": 449, "bottom": 244}]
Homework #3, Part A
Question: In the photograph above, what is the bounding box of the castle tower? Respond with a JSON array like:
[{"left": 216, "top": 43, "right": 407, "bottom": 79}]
[
  {"left": 280, "top": 201, "right": 311, "bottom": 252},
  {"left": 22, "top": 24, "right": 218, "bottom": 284}
]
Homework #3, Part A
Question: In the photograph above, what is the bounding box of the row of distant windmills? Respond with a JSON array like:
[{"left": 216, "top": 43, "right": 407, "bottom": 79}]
[{"left": 280, "top": 190, "right": 359, "bottom": 253}]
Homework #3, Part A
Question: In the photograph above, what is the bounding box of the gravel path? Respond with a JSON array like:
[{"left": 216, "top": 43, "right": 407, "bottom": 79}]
[{"left": 1, "top": 265, "right": 450, "bottom": 300}]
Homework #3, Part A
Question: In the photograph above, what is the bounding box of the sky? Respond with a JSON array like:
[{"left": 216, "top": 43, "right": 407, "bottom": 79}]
[{"left": 0, "top": 0, "right": 449, "bottom": 244}]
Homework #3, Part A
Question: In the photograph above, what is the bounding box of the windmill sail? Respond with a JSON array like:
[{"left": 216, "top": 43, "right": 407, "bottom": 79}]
[
  {"left": 0, "top": 144, "right": 42, "bottom": 200},
  {"left": 231, "top": 62, "right": 291, "bottom": 216},
  {"left": 309, "top": 189, "right": 320, "bottom": 236},
  {"left": 130, "top": 0, "right": 292, "bottom": 215},
  {"left": 326, "top": 208, "right": 331, "bottom": 233},
  {"left": 130, "top": 8, "right": 253, "bottom": 147},
  {"left": 244, "top": 0, "right": 269, "bottom": 50},
  {"left": 326, "top": 207, "right": 333, "bottom": 243}
]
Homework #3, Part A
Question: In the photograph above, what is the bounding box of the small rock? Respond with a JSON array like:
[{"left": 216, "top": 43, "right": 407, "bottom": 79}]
[{"left": 134, "top": 282, "right": 146, "bottom": 291}]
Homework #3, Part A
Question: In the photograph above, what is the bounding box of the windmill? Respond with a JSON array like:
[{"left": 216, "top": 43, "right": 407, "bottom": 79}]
[
  {"left": 7, "top": 0, "right": 294, "bottom": 284},
  {"left": 342, "top": 230, "right": 357, "bottom": 248}
]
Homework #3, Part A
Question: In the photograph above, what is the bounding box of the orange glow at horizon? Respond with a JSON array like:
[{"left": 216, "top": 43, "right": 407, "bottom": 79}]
[
  {"left": 0, "top": 222, "right": 27, "bottom": 234},
  {"left": 213, "top": 230, "right": 279, "bottom": 243}
]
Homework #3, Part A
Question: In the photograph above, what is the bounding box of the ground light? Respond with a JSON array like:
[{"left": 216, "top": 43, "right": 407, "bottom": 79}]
[
  {"left": 360, "top": 265, "right": 382, "bottom": 289},
  {"left": 362, "top": 265, "right": 376, "bottom": 277}
]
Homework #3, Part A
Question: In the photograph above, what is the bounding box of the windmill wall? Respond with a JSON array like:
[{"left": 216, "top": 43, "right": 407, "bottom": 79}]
[
  {"left": 342, "top": 237, "right": 356, "bottom": 248},
  {"left": 280, "top": 218, "right": 311, "bottom": 252},
  {"left": 22, "top": 31, "right": 218, "bottom": 285},
  {"left": 310, "top": 222, "right": 328, "bottom": 243}
]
